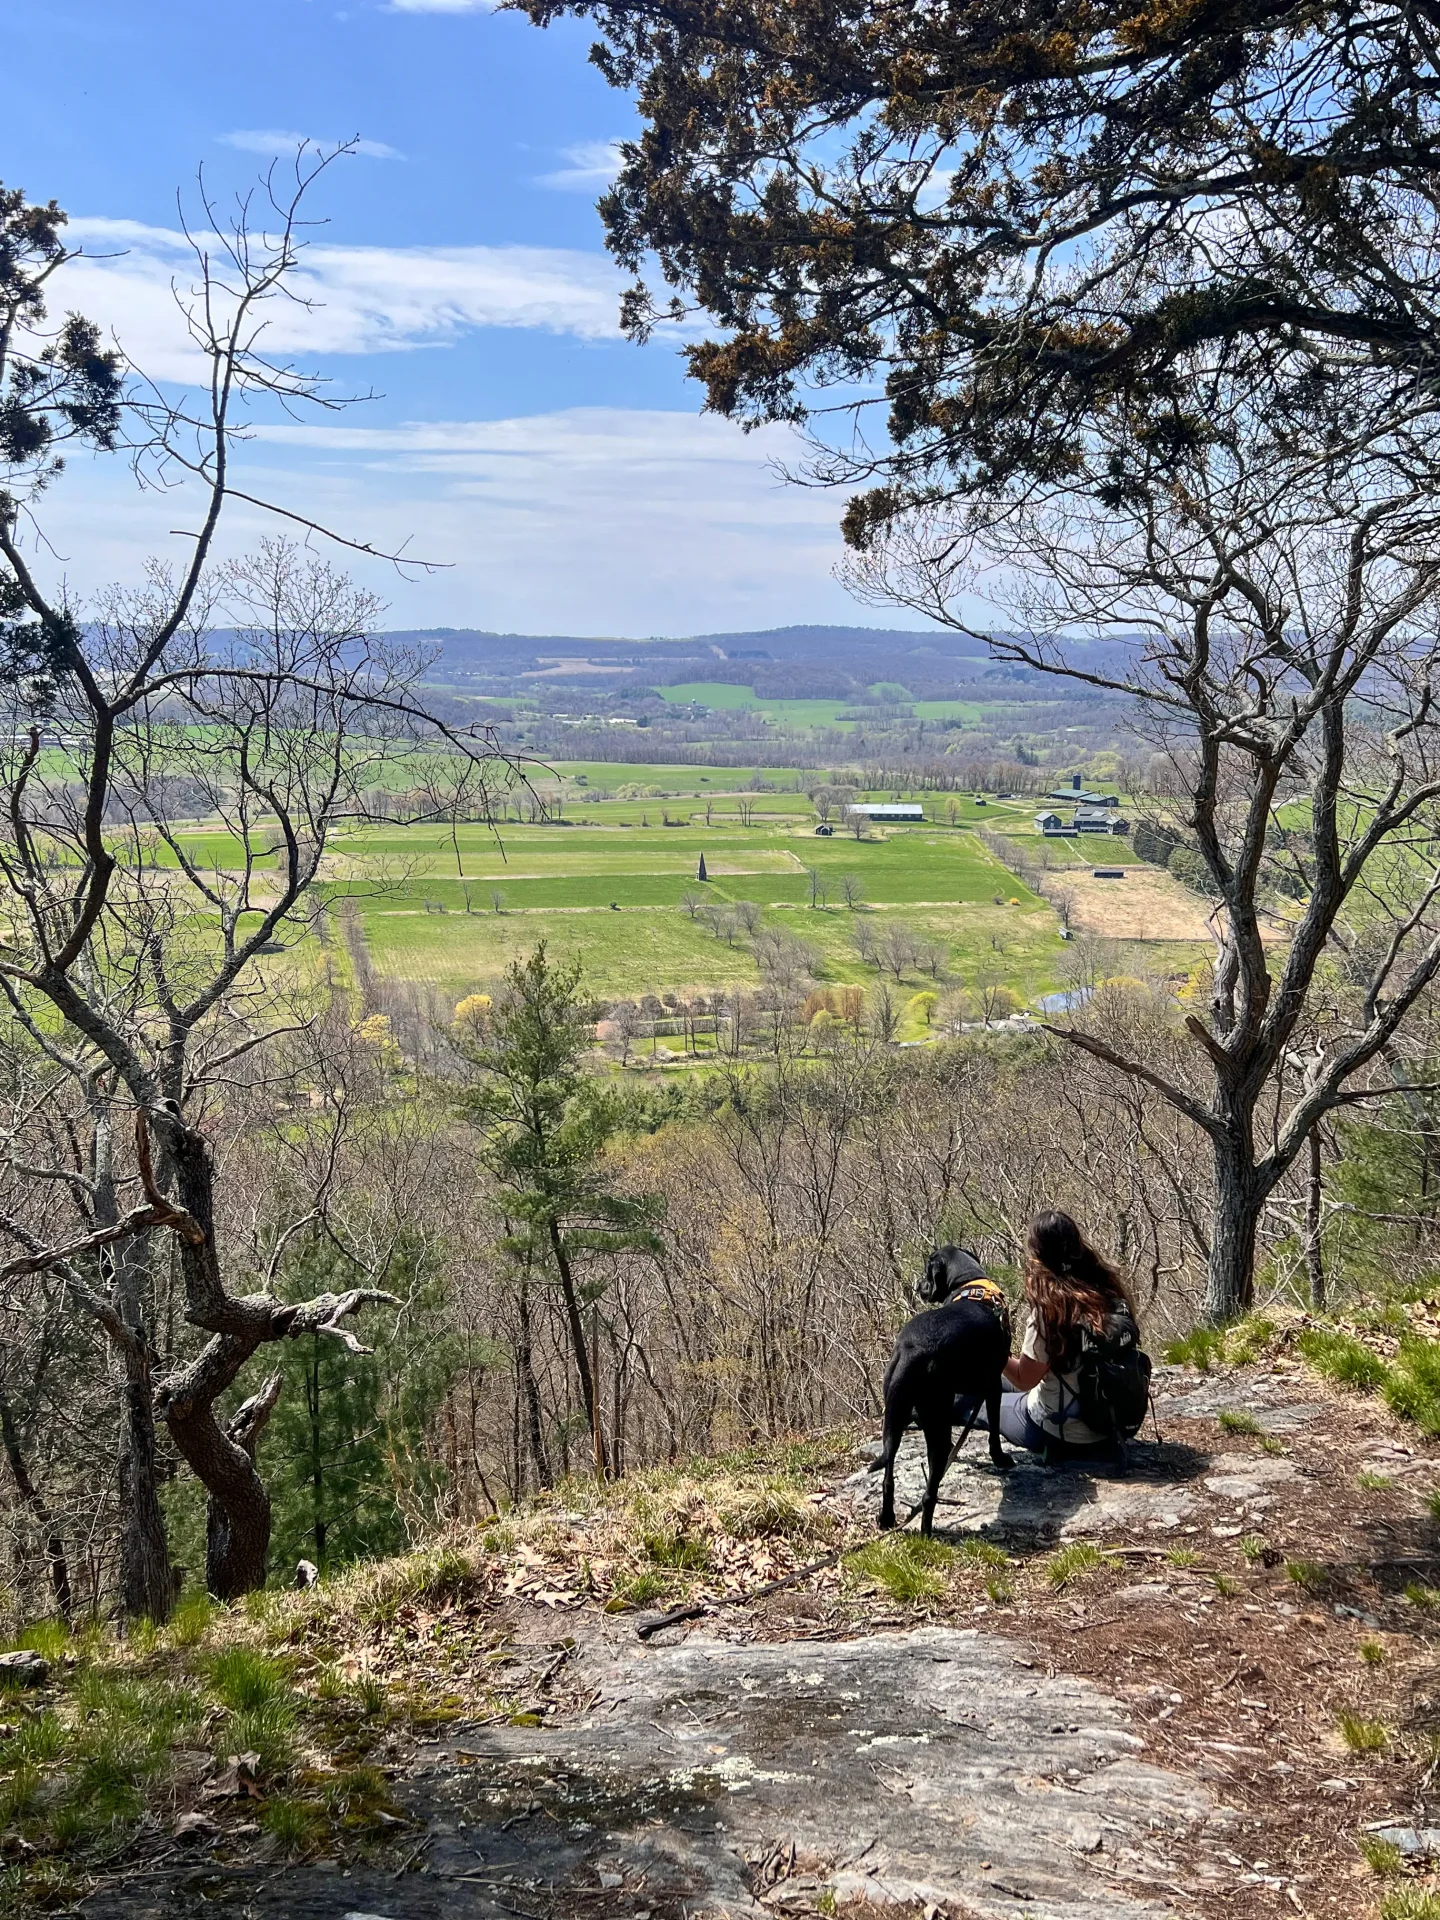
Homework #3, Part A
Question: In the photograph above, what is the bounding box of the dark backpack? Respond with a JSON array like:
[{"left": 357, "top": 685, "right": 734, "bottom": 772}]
[{"left": 1074, "top": 1302, "right": 1152, "bottom": 1439}]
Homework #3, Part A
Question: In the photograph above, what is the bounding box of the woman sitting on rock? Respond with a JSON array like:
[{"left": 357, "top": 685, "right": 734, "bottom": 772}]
[{"left": 971, "top": 1209, "right": 1151, "bottom": 1456}]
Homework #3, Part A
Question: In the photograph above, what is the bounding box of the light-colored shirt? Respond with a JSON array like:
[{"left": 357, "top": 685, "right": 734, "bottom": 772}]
[{"left": 1020, "top": 1313, "right": 1104, "bottom": 1445}]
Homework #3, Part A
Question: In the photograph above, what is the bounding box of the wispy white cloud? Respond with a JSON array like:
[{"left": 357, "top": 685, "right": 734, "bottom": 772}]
[
  {"left": 387, "top": 0, "right": 492, "bottom": 12},
  {"left": 220, "top": 129, "right": 404, "bottom": 160},
  {"left": 12, "top": 408, "right": 872, "bottom": 634},
  {"left": 237, "top": 408, "right": 853, "bottom": 630},
  {"left": 61, "top": 217, "right": 629, "bottom": 381},
  {"left": 535, "top": 140, "right": 625, "bottom": 192}
]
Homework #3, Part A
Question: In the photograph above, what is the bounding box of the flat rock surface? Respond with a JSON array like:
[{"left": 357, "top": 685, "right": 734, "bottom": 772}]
[
  {"left": 97, "top": 1628, "right": 1226, "bottom": 1919},
  {"left": 847, "top": 1439, "right": 1209, "bottom": 1540},
  {"left": 1159, "top": 1371, "right": 1321, "bottom": 1432}
]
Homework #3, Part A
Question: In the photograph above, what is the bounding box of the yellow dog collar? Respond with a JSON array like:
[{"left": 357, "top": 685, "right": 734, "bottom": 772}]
[{"left": 950, "top": 1276, "right": 1009, "bottom": 1315}]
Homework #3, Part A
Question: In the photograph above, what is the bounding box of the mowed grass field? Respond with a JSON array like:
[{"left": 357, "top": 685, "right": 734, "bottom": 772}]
[
  {"left": 323, "top": 807, "right": 1061, "bottom": 1001},
  {"left": 654, "top": 681, "right": 992, "bottom": 730},
  {"left": 139, "top": 777, "right": 1209, "bottom": 1008}
]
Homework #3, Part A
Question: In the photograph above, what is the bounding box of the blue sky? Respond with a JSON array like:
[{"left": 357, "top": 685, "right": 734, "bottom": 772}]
[{"left": 2, "top": 0, "right": 920, "bottom": 635}]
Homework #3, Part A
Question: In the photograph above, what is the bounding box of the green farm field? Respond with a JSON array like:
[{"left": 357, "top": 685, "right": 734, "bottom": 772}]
[
  {"left": 656, "top": 681, "right": 990, "bottom": 729},
  {"left": 321, "top": 807, "right": 1069, "bottom": 1002},
  {"left": 113, "top": 784, "right": 1210, "bottom": 1012},
  {"left": 521, "top": 759, "right": 819, "bottom": 789}
]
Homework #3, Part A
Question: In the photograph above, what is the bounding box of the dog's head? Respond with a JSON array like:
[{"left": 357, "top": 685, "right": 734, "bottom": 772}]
[{"left": 918, "top": 1244, "right": 989, "bottom": 1303}]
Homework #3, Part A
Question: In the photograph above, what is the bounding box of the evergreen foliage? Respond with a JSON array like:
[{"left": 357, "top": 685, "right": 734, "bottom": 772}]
[
  {"left": 264, "top": 1244, "right": 456, "bottom": 1576},
  {"left": 456, "top": 945, "right": 663, "bottom": 1475},
  {"left": 517, "top": 0, "right": 1440, "bottom": 519},
  {"left": 1165, "top": 847, "right": 1214, "bottom": 895}
]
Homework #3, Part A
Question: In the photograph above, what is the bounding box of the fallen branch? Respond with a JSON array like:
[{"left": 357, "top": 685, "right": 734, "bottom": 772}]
[{"left": 635, "top": 1541, "right": 855, "bottom": 1641}]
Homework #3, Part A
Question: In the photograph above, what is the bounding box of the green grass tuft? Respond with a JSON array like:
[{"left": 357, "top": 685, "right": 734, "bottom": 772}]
[
  {"left": 608, "top": 1569, "right": 669, "bottom": 1609},
  {"left": 641, "top": 1528, "right": 712, "bottom": 1572},
  {"left": 0, "top": 1761, "right": 41, "bottom": 1823},
  {"left": 67, "top": 1749, "right": 145, "bottom": 1822},
  {"left": 1427, "top": 1487, "right": 1440, "bottom": 1522},
  {"left": 48, "top": 1803, "right": 88, "bottom": 1848},
  {"left": 1285, "top": 1558, "right": 1328, "bottom": 1593},
  {"left": 715, "top": 1482, "right": 815, "bottom": 1540},
  {"left": 322, "top": 1763, "right": 395, "bottom": 1825},
  {"left": 15, "top": 1619, "right": 70, "bottom": 1662},
  {"left": 1360, "top": 1834, "right": 1405, "bottom": 1875},
  {"left": 1383, "top": 1888, "right": 1440, "bottom": 1920},
  {"left": 205, "top": 1650, "right": 297, "bottom": 1774},
  {"left": 1165, "top": 1547, "right": 1200, "bottom": 1569},
  {"left": 167, "top": 1591, "right": 215, "bottom": 1648},
  {"left": 1358, "top": 1470, "right": 1394, "bottom": 1491},
  {"left": 1213, "top": 1573, "right": 1239, "bottom": 1597},
  {"left": 1337, "top": 1711, "right": 1390, "bottom": 1753},
  {"left": 1239, "top": 1535, "right": 1267, "bottom": 1562},
  {"left": 208, "top": 1647, "right": 288, "bottom": 1715},
  {"left": 1046, "top": 1542, "right": 1111, "bottom": 1589},
  {"left": 1162, "top": 1316, "right": 1274, "bottom": 1371},
  {"left": 127, "top": 1617, "right": 159, "bottom": 1656},
  {"left": 228, "top": 1700, "right": 300, "bottom": 1774},
  {"left": 955, "top": 1537, "right": 1009, "bottom": 1570},
  {"left": 1384, "top": 1335, "right": 1440, "bottom": 1434},
  {"left": 1217, "top": 1409, "right": 1262, "bottom": 1435},
  {"left": 314, "top": 1663, "right": 347, "bottom": 1702},
  {"left": 1164, "top": 1326, "right": 1226, "bottom": 1371},
  {"left": 259, "top": 1797, "right": 325, "bottom": 1855},
  {"left": 1224, "top": 1316, "right": 1276, "bottom": 1363},
  {"left": 1296, "top": 1328, "right": 1390, "bottom": 1392},
  {"left": 1360, "top": 1639, "right": 1388, "bottom": 1666},
  {"left": 346, "top": 1674, "right": 388, "bottom": 1719},
  {"left": 6, "top": 1711, "right": 64, "bottom": 1767},
  {"left": 849, "top": 1534, "right": 955, "bottom": 1604}
]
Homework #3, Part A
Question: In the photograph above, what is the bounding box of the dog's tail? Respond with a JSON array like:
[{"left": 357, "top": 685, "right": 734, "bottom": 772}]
[{"left": 871, "top": 1374, "right": 914, "bottom": 1471}]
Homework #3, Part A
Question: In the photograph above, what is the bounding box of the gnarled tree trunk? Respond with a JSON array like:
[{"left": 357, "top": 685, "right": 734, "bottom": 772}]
[
  {"left": 148, "top": 1118, "right": 392, "bottom": 1598},
  {"left": 165, "top": 1361, "right": 283, "bottom": 1601},
  {"left": 1204, "top": 1093, "right": 1275, "bottom": 1324}
]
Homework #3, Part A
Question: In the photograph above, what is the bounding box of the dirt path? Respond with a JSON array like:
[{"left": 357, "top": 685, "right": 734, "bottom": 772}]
[{"left": 79, "top": 1362, "right": 1440, "bottom": 1919}]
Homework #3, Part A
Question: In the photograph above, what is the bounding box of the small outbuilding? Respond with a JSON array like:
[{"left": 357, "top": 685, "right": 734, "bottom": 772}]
[{"left": 1074, "top": 807, "right": 1129, "bottom": 834}]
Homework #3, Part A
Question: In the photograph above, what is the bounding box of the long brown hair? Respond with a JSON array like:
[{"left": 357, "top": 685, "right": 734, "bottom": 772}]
[{"left": 1023, "top": 1210, "right": 1134, "bottom": 1371}]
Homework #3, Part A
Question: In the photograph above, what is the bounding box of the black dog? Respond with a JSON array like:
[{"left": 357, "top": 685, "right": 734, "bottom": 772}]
[{"left": 871, "top": 1246, "right": 1013, "bottom": 1534}]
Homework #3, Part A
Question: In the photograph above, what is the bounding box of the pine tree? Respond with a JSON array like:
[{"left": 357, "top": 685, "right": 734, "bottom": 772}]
[{"left": 456, "top": 946, "right": 661, "bottom": 1477}]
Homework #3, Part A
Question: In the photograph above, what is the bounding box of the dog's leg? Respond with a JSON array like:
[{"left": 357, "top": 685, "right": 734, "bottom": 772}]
[
  {"left": 876, "top": 1389, "right": 906, "bottom": 1530},
  {"left": 985, "top": 1376, "right": 1013, "bottom": 1472},
  {"left": 920, "top": 1420, "right": 953, "bottom": 1536}
]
